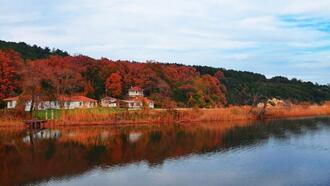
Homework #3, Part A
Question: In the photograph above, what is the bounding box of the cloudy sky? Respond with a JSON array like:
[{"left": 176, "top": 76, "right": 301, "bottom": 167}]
[{"left": 1, "top": 0, "right": 330, "bottom": 84}]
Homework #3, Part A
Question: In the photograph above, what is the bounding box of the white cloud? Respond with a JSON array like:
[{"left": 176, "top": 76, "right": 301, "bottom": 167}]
[{"left": 1, "top": 0, "right": 330, "bottom": 83}]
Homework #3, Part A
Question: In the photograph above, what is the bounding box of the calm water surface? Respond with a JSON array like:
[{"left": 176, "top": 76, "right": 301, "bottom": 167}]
[{"left": 1, "top": 117, "right": 330, "bottom": 186}]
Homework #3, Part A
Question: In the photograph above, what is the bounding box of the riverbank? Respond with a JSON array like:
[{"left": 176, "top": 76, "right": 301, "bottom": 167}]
[{"left": 1, "top": 103, "right": 330, "bottom": 127}]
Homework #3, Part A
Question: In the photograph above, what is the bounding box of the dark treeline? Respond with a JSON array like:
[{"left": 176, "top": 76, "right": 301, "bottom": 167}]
[
  {"left": 0, "top": 40, "right": 68, "bottom": 60},
  {"left": 0, "top": 40, "right": 329, "bottom": 108},
  {"left": 194, "top": 65, "right": 330, "bottom": 105}
]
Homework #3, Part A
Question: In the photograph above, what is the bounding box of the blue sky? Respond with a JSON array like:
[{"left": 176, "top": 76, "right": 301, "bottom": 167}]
[{"left": 1, "top": 0, "right": 330, "bottom": 84}]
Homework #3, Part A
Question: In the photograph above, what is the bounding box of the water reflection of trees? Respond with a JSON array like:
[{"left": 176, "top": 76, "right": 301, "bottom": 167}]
[
  {"left": 0, "top": 117, "right": 329, "bottom": 186},
  {"left": 221, "top": 117, "right": 330, "bottom": 149}
]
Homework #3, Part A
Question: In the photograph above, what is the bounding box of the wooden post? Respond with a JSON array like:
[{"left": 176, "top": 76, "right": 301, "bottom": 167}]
[
  {"left": 45, "top": 110, "right": 48, "bottom": 120},
  {"left": 51, "top": 110, "right": 54, "bottom": 120}
]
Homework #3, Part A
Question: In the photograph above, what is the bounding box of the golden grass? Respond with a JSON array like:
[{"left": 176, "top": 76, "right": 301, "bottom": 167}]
[
  {"left": 60, "top": 108, "right": 116, "bottom": 122},
  {"left": 1, "top": 103, "right": 330, "bottom": 127},
  {"left": 0, "top": 109, "right": 25, "bottom": 127},
  {"left": 51, "top": 106, "right": 259, "bottom": 125},
  {"left": 59, "top": 104, "right": 330, "bottom": 125},
  {"left": 266, "top": 104, "right": 330, "bottom": 119},
  {"left": 0, "top": 119, "right": 23, "bottom": 127},
  {"left": 177, "top": 106, "right": 256, "bottom": 122}
]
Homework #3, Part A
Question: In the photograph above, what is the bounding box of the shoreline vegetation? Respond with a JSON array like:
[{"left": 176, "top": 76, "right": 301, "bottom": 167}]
[{"left": 1, "top": 103, "right": 330, "bottom": 128}]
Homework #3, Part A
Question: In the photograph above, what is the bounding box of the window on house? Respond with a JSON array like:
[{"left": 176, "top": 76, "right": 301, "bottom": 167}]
[
  {"left": 8, "top": 101, "right": 12, "bottom": 107},
  {"left": 79, "top": 102, "right": 83, "bottom": 106}
]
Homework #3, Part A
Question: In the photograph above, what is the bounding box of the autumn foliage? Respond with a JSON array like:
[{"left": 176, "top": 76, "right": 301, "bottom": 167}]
[
  {"left": 0, "top": 49, "right": 227, "bottom": 108},
  {"left": 105, "top": 72, "right": 122, "bottom": 97},
  {"left": 0, "top": 50, "right": 21, "bottom": 100}
]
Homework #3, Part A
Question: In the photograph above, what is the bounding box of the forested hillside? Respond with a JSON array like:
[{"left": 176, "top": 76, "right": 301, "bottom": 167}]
[
  {"left": 0, "top": 49, "right": 226, "bottom": 108},
  {"left": 0, "top": 40, "right": 68, "bottom": 60},
  {"left": 194, "top": 66, "right": 330, "bottom": 105},
  {"left": 0, "top": 40, "right": 329, "bottom": 108}
]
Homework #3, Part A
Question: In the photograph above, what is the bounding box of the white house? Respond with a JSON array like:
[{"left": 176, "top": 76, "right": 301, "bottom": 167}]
[
  {"left": 100, "top": 86, "right": 154, "bottom": 109},
  {"left": 100, "top": 97, "right": 118, "bottom": 108},
  {"left": 25, "top": 100, "right": 60, "bottom": 111},
  {"left": 57, "top": 96, "right": 98, "bottom": 110},
  {"left": 3, "top": 96, "right": 97, "bottom": 111},
  {"left": 126, "top": 86, "right": 154, "bottom": 108},
  {"left": 122, "top": 96, "right": 154, "bottom": 109},
  {"left": 3, "top": 96, "right": 19, "bottom": 109},
  {"left": 128, "top": 86, "right": 144, "bottom": 97}
]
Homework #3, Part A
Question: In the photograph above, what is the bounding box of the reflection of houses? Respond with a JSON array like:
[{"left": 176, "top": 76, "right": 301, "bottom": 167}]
[
  {"left": 3, "top": 96, "right": 97, "bottom": 111},
  {"left": 22, "top": 129, "right": 61, "bottom": 143},
  {"left": 128, "top": 132, "right": 143, "bottom": 143},
  {"left": 101, "top": 86, "right": 154, "bottom": 109},
  {"left": 100, "top": 97, "right": 118, "bottom": 108}
]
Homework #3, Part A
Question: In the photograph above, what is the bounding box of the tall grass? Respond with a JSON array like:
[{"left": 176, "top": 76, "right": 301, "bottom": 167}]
[
  {"left": 55, "top": 104, "right": 330, "bottom": 125},
  {"left": 0, "top": 109, "right": 26, "bottom": 127},
  {"left": 266, "top": 104, "right": 330, "bottom": 119},
  {"left": 177, "top": 106, "right": 256, "bottom": 122},
  {"left": 1, "top": 104, "right": 330, "bottom": 127},
  {"left": 50, "top": 106, "right": 256, "bottom": 125}
]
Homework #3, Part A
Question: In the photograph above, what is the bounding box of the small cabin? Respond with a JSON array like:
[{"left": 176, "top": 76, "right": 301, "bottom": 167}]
[
  {"left": 3, "top": 96, "right": 19, "bottom": 109},
  {"left": 99, "top": 86, "right": 155, "bottom": 109},
  {"left": 122, "top": 97, "right": 154, "bottom": 109},
  {"left": 100, "top": 97, "right": 118, "bottom": 108},
  {"left": 128, "top": 86, "right": 144, "bottom": 97},
  {"left": 57, "top": 96, "right": 98, "bottom": 109}
]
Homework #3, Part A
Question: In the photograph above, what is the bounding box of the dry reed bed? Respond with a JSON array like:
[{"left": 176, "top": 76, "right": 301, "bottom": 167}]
[
  {"left": 0, "top": 119, "right": 23, "bottom": 127},
  {"left": 56, "top": 107, "right": 255, "bottom": 125},
  {"left": 0, "top": 110, "right": 25, "bottom": 127},
  {"left": 177, "top": 106, "right": 256, "bottom": 122},
  {"left": 266, "top": 104, "right": 330, "bottom": 119},
  {"left": 53, "top": 104, "right": 330, "bottom": 125},
  {"left": 1, "top": 104, "right": 330, "bottom": 127}
]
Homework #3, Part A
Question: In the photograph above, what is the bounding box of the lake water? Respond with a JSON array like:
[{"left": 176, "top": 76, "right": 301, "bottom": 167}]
[{"left": 1, "top": 117, "right": 330, "bottom": 186}]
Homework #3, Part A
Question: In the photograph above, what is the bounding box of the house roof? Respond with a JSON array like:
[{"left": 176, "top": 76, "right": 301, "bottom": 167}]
[
  {"left": 101, "top": 97, "right": 117, "bottom": 102},
  {"left": 3, "top": 95, "right": 50, "bottom": 101},
  {"left": 57, "top": 96, "right": 97, "bottom": 102},
  {"left": 3, "top": 95, "right": 97, "bottom": 102},
  {"left": 129, "top": 86, "right": 143, "bottom": 92},
  {"left": 3, "top": 96, "right": 19, "bottom": 101}
]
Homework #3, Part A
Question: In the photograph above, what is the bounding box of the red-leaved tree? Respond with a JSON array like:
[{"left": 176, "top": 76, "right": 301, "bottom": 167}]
[
  {"left": 0, "top": 50, "right": 22, "bottom": 100},
  {"left": 105, "top": 72, "right": 122, "bottom": 97}
]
